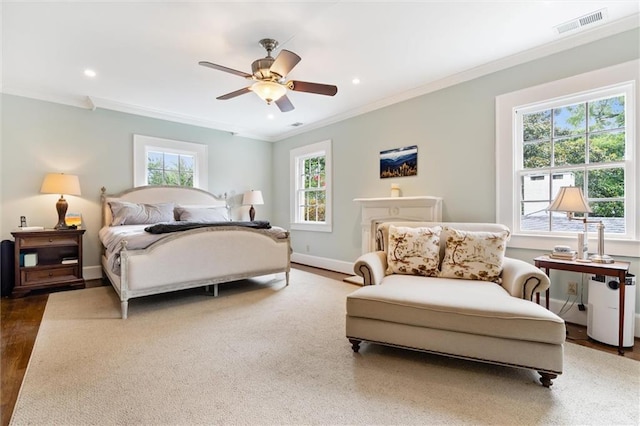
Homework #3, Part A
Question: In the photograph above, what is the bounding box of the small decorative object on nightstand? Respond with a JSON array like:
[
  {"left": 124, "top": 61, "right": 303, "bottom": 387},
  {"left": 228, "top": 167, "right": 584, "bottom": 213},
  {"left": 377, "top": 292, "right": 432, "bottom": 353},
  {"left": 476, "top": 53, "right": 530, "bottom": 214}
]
[{"left": 10, "top": 228, "right": 85, "bottom": 297}]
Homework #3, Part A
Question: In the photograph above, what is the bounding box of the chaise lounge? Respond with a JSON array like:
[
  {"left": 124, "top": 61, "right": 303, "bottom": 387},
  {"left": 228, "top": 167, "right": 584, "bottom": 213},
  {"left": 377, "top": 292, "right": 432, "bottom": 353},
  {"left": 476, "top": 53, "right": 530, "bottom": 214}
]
[{"left": 346, "top": 222, "right": 566, "bottom": 387}]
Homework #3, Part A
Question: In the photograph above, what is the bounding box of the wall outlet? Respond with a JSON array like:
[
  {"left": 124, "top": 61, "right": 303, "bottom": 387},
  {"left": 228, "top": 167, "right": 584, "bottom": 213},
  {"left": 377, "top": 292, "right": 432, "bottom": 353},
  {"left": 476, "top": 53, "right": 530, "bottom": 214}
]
[{"left": 567, "top": 281, "right": 578, "bottom": 296}]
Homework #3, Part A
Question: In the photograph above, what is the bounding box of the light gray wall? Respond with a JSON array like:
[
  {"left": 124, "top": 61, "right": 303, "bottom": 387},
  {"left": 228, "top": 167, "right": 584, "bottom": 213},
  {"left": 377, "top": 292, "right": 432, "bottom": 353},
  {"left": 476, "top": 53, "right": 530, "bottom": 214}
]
[
  {"left": 272, "top": 28, "right": 640, "bottom": 306},
  {"left": 1, "top": 95, "right": 273, "bottom": 270}
]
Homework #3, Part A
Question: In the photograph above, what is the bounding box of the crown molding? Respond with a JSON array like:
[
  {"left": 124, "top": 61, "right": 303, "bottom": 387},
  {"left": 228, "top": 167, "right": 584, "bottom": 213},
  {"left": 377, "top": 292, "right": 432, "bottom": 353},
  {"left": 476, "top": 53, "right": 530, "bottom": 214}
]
[
  {"left": 1, "top": 86, "right": 92, "bottom": 110},
  {"left": 87, "top": 97, "right": 267, "bottom": 141}
]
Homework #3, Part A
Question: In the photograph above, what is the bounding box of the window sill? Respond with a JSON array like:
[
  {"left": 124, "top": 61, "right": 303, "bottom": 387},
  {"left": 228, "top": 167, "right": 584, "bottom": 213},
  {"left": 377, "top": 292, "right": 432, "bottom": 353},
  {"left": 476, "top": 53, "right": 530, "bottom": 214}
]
[
  {"left": 290, "top": 222, "right": 332, "bottom": 233},
  {"left": 509, "top": 234, "right": 640, "bottom": 259}
]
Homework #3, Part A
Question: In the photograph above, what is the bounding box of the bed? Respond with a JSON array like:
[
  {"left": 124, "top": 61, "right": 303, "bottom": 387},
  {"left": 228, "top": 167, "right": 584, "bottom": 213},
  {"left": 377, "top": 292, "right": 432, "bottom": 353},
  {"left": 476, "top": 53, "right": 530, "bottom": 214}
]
[{"left": 99, "top": 185, "right": 291, "bottom": 319}]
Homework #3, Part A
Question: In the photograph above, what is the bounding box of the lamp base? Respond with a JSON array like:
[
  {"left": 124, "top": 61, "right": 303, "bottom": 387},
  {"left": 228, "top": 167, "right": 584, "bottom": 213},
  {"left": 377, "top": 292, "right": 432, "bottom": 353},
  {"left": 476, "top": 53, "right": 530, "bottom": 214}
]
[
  {"left": 590, "top": 254, "right": 615, "bottom": 264},
  {"left": 54, "top": 196, "right": 69, "bottom": 230}
]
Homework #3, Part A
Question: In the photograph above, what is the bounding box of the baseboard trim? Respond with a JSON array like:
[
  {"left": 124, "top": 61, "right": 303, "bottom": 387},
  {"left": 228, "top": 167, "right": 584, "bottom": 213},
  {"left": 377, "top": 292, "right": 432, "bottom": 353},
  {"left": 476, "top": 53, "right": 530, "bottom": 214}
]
[
  {"left": 291, "top": 252, "right": 354, "bottom": 275},
  {"left": 83, "top": 265, "right": 103, "bottom": 281}
]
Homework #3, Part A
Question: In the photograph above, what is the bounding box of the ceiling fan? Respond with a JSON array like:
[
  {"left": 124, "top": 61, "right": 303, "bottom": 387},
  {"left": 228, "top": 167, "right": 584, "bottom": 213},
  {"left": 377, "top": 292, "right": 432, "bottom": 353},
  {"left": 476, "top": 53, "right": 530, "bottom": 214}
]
[{"left": 199, "top": 38, "right": 338, "bottom": 112}]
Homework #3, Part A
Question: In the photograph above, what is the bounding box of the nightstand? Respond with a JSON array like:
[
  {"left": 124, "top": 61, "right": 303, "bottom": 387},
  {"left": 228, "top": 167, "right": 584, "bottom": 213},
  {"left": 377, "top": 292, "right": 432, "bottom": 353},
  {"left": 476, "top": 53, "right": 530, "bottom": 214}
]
[{"left": 10, "top": 228, "right": 85, "bottom": 297}]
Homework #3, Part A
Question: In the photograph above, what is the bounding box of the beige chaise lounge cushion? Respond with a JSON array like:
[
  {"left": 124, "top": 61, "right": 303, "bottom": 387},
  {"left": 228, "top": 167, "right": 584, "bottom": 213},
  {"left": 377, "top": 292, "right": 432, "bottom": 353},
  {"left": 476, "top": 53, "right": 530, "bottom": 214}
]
[{"left": 347, "top": 276, "right": 566, "bottom": 345}]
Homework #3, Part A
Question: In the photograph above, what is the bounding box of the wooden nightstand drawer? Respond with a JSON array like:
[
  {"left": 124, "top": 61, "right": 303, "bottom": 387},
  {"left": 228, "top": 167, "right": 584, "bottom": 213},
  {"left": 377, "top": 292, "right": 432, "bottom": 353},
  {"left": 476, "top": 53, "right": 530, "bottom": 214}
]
[
  {"left": 22, "top": 266, "right": 78, "bottom": 286},
  {"left": 16, "top": 235, "right": 79, "bottom": 248}
]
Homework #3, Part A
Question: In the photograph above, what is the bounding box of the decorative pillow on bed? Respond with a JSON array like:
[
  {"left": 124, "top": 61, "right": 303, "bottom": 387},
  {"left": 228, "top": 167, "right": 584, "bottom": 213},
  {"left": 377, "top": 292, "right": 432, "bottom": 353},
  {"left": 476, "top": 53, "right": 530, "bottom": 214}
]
[
  {"left": 109, "top": 201, "right": 175, "bottom": 226},
  {"left": 439, "top": 227, "right": 510, "bottom": 284},
  {"left": 386, "top": 225, "right": 442, "bottom": 277},
  {"left": 175, "top": 206, "right": 230, "bottom": 222}
]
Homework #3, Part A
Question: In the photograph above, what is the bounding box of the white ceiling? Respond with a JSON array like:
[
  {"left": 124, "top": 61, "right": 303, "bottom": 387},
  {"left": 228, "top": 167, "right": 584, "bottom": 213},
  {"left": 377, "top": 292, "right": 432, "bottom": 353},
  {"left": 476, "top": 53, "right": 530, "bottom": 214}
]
[{"left": 2, "top": 1, "right": 639, "bottom": 141}]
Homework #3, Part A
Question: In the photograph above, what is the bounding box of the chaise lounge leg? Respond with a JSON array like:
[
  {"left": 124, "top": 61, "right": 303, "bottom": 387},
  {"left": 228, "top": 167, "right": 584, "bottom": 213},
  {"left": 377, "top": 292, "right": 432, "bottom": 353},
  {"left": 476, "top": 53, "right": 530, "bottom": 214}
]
[
  {"left": 121, "top": 301, "right": 128, "bottom": 320},
  {"left": 286, "top": 271, "right": 290, "bottom": 286},
  {"left": 538, "top": 372, "right": 557, "bottom": 388},
  {"left": 349, "top": 339, "right": 361, "bottom": 353}
]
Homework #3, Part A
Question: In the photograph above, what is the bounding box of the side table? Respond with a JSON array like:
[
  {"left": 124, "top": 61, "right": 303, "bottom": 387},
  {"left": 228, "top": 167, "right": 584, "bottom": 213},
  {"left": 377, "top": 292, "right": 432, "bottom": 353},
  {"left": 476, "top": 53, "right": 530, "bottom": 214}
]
[
  {"left": 10, "top": 228, "right": 86, "bottom": 297},
  {"left": 533, "top": 255, "right": 631, "bottom": 355}
]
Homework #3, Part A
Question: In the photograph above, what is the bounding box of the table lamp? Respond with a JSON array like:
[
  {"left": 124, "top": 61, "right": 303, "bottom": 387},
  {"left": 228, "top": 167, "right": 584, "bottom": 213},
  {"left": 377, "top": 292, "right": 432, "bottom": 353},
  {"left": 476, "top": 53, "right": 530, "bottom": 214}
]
[
  {"left": 40, "top": 173, "right": 81, "bottom": 229},
  {"left": 242, "top": 190, "right": 264, "bottom": 222},
  {"left": 546, "top": 186, "right": 613, "bottom": 263}
]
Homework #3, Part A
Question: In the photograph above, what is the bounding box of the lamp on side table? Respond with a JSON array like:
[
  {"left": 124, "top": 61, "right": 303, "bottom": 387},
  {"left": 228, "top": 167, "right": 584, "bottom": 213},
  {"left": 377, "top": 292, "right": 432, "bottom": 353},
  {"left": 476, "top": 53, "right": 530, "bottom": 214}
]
[
  {"left": 546, "top": 186, "right": 613, "bottom": 263},
  {"left": 40, "top": 173, "right": 82, "bottom": 230},
  {"left": 242, "top": 190, "right": 264, "bottom": 222}
]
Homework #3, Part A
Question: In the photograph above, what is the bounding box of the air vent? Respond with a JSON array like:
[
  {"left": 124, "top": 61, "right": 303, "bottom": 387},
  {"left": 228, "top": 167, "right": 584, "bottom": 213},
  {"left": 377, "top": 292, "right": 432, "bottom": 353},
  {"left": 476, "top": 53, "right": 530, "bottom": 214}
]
[
  {"left": 555, "top": 9, "right": 607, "bottom": 34},
  {"left": 290, "top": 122, "right": 304, "bottom": 127}
]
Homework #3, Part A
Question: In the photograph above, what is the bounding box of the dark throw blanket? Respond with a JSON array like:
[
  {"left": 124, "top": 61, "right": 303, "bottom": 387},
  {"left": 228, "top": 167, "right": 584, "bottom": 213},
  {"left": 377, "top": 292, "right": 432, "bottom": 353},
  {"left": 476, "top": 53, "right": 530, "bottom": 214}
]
[{"left": 145, "top": 221, "right": 272, "bottom": 234}]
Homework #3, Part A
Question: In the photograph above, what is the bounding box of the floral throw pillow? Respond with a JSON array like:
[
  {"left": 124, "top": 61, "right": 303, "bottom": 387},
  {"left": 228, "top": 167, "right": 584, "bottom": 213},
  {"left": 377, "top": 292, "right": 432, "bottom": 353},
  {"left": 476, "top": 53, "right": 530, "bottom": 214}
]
[
  {"left": 439, "top": 227, "right": 510, "bottom": 284},
  {"left": 386, "top": 225, "right": 442, "bottom": 277}
]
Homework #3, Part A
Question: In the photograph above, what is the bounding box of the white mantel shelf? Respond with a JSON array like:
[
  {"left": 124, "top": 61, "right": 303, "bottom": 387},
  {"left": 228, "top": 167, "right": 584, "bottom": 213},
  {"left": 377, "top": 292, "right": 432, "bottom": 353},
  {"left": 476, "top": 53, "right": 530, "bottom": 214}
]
[
  {"left": 354, "top": 196, "right": 443, "bottom": 254},
  {"left": 353, "top": 196, "right": 442, "bottom": 203}
]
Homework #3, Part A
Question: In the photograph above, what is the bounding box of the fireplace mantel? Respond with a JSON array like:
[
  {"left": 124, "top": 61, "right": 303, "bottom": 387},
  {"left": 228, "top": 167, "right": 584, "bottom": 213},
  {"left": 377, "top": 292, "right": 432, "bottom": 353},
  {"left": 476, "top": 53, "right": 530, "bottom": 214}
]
[{"left": 354, "top": 196, "right": 443, "bottom": 254}]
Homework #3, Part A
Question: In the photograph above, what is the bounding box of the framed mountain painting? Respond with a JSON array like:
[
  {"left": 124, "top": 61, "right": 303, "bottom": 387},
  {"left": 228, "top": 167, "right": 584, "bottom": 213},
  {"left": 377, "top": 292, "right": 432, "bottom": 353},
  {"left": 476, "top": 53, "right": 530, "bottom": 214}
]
[{"left": 380, "top": 145, "right": 417, "bottom": 178}]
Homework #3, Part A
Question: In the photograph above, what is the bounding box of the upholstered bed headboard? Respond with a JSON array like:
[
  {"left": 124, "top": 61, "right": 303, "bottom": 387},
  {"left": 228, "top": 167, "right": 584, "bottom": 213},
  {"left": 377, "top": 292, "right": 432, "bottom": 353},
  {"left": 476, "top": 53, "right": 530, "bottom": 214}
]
[{"left": 101, "top": 185, "right": 228, "bottom": 227}]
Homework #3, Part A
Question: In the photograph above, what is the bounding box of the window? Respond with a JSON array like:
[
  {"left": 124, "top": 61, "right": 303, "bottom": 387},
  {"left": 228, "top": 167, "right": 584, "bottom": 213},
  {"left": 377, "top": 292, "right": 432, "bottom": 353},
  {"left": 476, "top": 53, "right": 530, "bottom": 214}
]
[
  {"left": 290, "top": 140, "right": 332, "bottom": 232},
  {"left": 147, "top": 151, "right": 194, "bottom": 186},
  {"left": 496, "top": 60, "right": 638, "bottom": 256},
  {"left": 133, "top": 135, "right": 208, "bottom": 190},
  {"left": 517, "top": 91, "right": 627, "bottom": 235}
]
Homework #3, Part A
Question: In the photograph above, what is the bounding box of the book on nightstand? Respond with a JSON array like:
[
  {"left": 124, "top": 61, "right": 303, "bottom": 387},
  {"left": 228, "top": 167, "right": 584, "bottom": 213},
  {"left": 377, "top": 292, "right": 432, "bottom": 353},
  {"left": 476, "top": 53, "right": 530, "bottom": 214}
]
[
  {"left": 61, "top": 257, "right": 79, "bottom": 265},
  {"left": 549, "top": 251, "right": 578, "bottom": 261}
]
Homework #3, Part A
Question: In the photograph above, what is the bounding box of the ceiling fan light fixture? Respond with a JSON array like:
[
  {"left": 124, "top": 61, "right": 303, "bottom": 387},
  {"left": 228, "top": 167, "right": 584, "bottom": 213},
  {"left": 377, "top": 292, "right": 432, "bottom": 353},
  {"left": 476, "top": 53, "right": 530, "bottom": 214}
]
[{"left": 250, "top": 81, "right": 286, "bottom": 104}]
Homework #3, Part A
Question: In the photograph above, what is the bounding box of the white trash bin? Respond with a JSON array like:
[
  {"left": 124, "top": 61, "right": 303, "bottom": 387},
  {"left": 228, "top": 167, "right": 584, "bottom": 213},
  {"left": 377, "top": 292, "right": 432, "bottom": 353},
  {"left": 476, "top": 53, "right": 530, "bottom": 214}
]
[{"left": 587, "top": 273, "right": 636, "bottom": 347}]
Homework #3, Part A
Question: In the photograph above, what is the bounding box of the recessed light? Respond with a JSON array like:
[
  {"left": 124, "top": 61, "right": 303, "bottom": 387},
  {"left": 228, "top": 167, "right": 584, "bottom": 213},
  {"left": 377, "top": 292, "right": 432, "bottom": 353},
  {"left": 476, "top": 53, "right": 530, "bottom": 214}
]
[
  {"left": 84, "top": 69, "right": 97, "bottom": 78},
  {"left": 352, "top": 78, "right": 360, "bottom": 85},
  {"left": 267, "top": 114, "right": 275, "bottom": 120}
]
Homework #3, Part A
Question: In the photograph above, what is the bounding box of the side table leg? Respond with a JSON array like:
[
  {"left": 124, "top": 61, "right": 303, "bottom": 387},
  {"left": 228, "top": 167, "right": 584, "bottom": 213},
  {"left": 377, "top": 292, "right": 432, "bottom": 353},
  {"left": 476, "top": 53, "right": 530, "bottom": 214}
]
[
  {"left": 618, "top": 271, "right": 626, "bottom": 356},
  {"left": 544, "top": 267, "right": 550, "bottom": 309},
  {"left": 546, "top": 288, "right": 550, "bottom": 310}
]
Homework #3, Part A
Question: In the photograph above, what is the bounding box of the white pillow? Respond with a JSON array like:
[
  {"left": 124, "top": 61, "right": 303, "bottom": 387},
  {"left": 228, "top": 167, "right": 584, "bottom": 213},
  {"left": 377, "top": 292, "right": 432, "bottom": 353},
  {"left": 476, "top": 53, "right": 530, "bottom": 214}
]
[
  {"left": 439, "top": 227, "right": 510, "bottom": 284},
  {"left": 175, "top": 206, "right": 230, "bottom": 222},
  {"left": 109, "top": 201, "right": 175, "bottom": 226},
  {"left": 386, "top": 225, "right": 442, "bottom": 277}
]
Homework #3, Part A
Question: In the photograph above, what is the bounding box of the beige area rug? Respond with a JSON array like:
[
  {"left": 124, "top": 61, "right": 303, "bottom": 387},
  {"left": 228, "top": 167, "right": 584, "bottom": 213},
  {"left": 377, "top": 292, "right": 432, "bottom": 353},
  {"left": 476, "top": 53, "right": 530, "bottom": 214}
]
[{"left": 10, "top": 270, "right": 640, "bottom": 425}]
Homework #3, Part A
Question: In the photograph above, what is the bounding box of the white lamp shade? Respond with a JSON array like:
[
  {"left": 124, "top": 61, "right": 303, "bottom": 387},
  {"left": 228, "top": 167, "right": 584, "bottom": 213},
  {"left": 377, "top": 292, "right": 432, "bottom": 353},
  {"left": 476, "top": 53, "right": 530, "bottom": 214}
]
[
  {"left": 242, "top": 190, "right": 264, "bottom": 206},
  {"left": 547, "top": 186, "right": 592, "bottom": 214},
  {"left": 40, "top": 173, "right": 81, "bottom": 196}
]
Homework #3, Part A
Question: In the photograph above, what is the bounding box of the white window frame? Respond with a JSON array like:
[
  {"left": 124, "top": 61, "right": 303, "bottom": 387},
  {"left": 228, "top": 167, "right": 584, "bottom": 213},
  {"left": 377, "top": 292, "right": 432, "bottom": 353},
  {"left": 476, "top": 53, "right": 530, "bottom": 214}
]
[
  {"left": 133, "top": 135, "right": 208, "bottom": 190},
  {"left": 289, "top": 140, "right": 332, "bottom": 232},
  {"left": 496, "top": 60, "right": 639, "bottom": 257}
]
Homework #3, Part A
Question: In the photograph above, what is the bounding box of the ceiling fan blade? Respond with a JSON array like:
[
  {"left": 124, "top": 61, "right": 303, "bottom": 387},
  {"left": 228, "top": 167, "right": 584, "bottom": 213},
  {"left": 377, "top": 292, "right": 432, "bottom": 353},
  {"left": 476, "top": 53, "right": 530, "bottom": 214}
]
[
  {"left": 216, "top": 87, "right": 251, "bottom": 100},
  {"left": 270, "top": 50, "right": 301, "bottom": 78},
  {"left": 275, "top": 95, "right": 295, "bottom": 112},
  {"left": 287, "top": 80, "right": 338, "bottom": 96},
  {"left": 199, "top": 61, "right": 252, "bottom": 79}
]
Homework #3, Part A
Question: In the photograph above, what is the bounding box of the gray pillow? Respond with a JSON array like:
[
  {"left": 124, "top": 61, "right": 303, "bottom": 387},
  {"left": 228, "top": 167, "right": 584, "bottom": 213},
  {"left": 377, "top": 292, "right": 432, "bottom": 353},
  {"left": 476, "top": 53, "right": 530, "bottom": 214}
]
[
  {"left": 175, "top": 206, "right": 230, "bottom": 222},
  {"left": 109, "top": 201, "right": 175, "bottom": 226}
]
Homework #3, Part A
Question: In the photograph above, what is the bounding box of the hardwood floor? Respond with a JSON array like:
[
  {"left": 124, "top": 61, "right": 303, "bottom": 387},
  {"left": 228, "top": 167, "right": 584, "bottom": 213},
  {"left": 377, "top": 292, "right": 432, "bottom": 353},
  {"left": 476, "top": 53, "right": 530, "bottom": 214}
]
[{"left": 1, "top": 264, "right": 638, "bottom": 426}]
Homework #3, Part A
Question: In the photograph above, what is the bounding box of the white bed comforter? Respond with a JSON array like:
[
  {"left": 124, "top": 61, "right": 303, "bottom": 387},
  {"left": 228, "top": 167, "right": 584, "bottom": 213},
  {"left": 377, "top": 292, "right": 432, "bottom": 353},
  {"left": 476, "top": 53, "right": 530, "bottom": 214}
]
[{"left": 99, "top": 225, "right": 167, "bottom": 275}]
